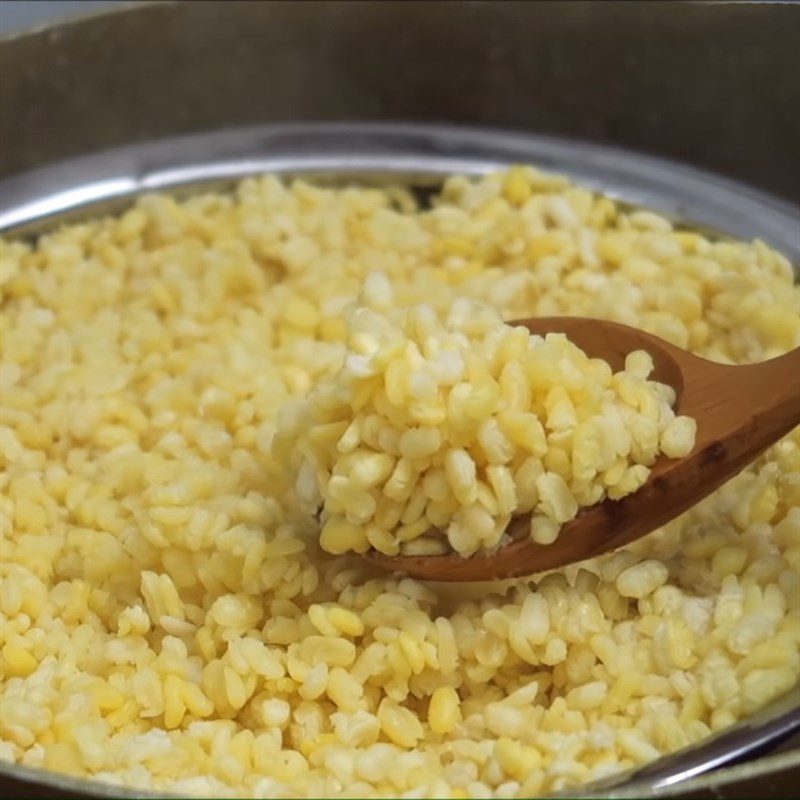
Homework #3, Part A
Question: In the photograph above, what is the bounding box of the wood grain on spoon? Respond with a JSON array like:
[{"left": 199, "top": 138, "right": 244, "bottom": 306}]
[{"left": 365, "top": 317, "right": 800, "bottom": 582}]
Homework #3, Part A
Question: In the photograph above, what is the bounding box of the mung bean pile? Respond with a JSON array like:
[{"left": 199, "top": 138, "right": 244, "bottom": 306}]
[{"left": 1, "top": 166, "right": 798, "bottom": 797}]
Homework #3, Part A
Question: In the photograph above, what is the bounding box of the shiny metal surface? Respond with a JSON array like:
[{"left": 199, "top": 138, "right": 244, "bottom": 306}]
[
  {"left": 2, "top": 123, "right": 798, "bottom": 263},
  {"left": 0, "top": 122, "right": 798, "bottom": 798},
  {"left": 582, "top": 687, "right": 800, "bottom": 798}
]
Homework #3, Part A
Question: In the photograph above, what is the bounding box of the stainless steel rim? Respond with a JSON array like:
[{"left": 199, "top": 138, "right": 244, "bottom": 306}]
[
  {"left": 0, "top": 122, "right": 797, "bottom": 799},
  {"left": 1, "top": 122, "right": 798, "bottom": 263}
]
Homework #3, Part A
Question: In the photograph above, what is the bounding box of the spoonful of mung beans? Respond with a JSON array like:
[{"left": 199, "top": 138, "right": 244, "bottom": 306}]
[{"left": 272, "top": 309, "right": 800, "bottom": 581}]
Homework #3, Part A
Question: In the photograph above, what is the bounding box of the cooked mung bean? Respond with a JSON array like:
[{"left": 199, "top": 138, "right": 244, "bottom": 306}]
[{"left": 0, "top": 165, "right": 798, "bottom": 797}]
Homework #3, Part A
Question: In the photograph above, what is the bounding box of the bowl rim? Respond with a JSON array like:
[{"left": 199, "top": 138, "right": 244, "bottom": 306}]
[{"left": 1, "top": 121, "right": 798, "bottom": 264}]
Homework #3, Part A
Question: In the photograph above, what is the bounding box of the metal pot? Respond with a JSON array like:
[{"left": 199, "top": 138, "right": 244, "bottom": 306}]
[{"left": 1, "top": 3, "right": 798, "bottom": 798}]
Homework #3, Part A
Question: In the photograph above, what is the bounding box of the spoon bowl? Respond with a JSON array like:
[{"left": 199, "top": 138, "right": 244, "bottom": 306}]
[{"left": 365, "top": 317, "right": 800, "bottom": 581}]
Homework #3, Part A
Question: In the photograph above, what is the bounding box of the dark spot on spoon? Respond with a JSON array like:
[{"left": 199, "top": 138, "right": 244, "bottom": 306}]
[
  {"left": 699, "top": 441, "right": 726, "bottom": 465},
  {"left": 601, "top": 497, "right": 626, "bottom": 521}
]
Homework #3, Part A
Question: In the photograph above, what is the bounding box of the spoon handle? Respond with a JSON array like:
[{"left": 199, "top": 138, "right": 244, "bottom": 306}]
[{"left": 680, "top": 347, "right": 800, "bottom": 480}]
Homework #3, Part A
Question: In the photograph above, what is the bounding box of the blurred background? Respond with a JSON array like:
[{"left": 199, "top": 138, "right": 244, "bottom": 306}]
[
  {"left": 0, "top": 0, "right": 793, "bottom": 35},
  {"left": 0, "top": 1, "right": 127, "bottom": 36},
  {"left": 1, "top": 1, "right": 798, "bottom": 203}
]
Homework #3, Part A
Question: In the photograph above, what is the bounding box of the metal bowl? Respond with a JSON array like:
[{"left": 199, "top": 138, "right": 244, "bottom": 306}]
[
  {"left": 1, "top": 119, "right": 798, "bottom": 800},
  {"left": 1, "top": 2, "right": 798, "bottom": 798}
]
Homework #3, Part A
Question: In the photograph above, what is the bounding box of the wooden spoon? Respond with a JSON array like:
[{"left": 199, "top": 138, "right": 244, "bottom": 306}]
[{"left": 365, "top": 317, "right": 800, "bottom": 582}]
